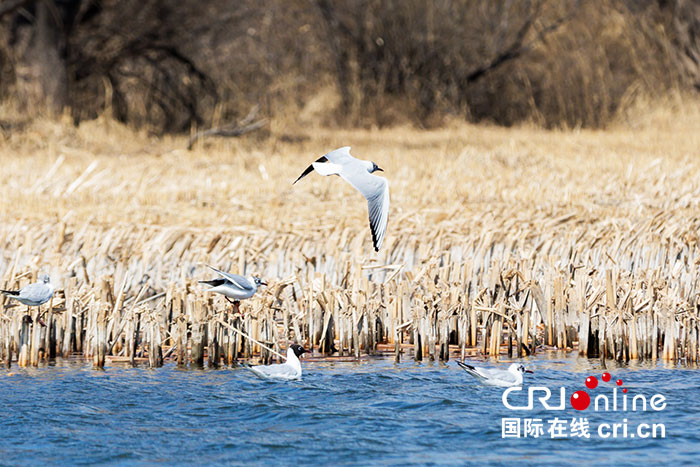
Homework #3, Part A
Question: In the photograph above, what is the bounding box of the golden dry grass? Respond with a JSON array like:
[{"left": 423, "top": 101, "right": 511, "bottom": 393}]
[
  {"left": 2, "top": 103, "right": 700, "bottom": 246},
  {"left": 1, "top": 98, "right": 700, "bottom": 366}
]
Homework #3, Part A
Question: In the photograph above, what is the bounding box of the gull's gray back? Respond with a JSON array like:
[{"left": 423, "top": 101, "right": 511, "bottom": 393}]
[
  {"left": 476, "top": 367, "right": 519, "bottom": 384},
  {"left": 210, "top": 267, "right": 255, "bottom": 292},
  {"left": 19, "top": 282, "right": 54, "bottom": 306},
  {"left": 321, "top": 146, "right": 387, "bottom": 203}
]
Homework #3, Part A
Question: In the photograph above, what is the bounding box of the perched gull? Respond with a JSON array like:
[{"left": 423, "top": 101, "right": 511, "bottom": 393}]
[
  {"left": 1, "top": 274, "right": 54, "bottom": 307},
  {"left": 456, "top": 362, "right": 533, "bottom": 387},
  {"left": 294, "top": 146, "right": 390, "bottom": 252},
  {"left": 246, "top": 344, "right": 309, "bottom": 381},
  {"left": 199, "top": 265, "right": 266, "bottom": 307}
]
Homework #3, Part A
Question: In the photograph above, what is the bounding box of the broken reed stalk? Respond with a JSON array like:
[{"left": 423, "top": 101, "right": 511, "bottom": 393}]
[
  {"left": 217, "top": 319, "right": 285, "bottom": 360},
  {"left": 1, "top": 142, "right": 700, "bottom": 367},
  {"left": 0, "top": 260, "right": 696, "bottom": 367}
]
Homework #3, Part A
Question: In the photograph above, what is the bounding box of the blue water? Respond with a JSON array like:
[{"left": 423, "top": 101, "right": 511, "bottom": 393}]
[{"left": 1, "top": 355, "right": 698, "bottom": 465}]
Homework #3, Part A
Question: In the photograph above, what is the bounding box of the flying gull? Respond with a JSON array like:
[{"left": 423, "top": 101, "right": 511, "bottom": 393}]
[
  {"left": 294, "top": 146, "right": 390, "bottom": 252},
  {"left": 246, "top": 343, "right": 309, "bottom": 381},
  {"left": 456, "top": 362, "right": 533, "bottom": 387}
]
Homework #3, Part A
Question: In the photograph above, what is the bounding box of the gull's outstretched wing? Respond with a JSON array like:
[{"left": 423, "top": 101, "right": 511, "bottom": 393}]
[
  {"left": 342, "top": 172, "right": 390, "bottom": 252},
  {"left": 323, "top": 146, "right": 354, "bottom": 164},
  {"left": 294, "top": 156, "right": 328, "bottom": 184},
  {"left": 206, "top": 265, "right": 254, "bottom": 291},
  {"left": 293, "top": 147, "right": 355, "bottom": 184}
]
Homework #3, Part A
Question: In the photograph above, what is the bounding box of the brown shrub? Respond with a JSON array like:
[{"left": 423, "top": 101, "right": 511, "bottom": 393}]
[{"left": 0, "top": 0, "right": 697, "bottom": 131}]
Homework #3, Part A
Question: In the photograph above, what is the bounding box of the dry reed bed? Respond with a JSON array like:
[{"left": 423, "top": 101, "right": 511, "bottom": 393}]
[{"left": 1, "top": 118, "right": 700, "bottom": 368}]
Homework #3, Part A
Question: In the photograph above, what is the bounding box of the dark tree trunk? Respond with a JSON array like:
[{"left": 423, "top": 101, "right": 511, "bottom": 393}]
[
  {"left": 12, "top": 0, "right": 68, "bottom": 114},
  {"left": 316, "top": 0, "right": 353, "bottom": 116}
]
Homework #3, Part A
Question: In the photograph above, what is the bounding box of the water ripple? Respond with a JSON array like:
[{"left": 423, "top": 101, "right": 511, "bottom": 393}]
[{"left": 0, "top": 356, "right": 698, "bottom": 465}]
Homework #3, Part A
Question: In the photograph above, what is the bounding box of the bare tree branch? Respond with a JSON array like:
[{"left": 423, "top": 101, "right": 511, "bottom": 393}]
[
  {"left": 0, "top": 0, "right": 32, "bottom": 19},
  {"left": 464, "top": 1, "right": 579, "bottom": 84},
  {"left": 187, "top": 105, "right": 267, "bottom": 150}
]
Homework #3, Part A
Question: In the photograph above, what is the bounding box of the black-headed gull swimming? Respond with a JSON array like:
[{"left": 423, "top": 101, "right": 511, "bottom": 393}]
[
  {"left": 456, "top": 362, "right": 533, "bottom": 387},
  {"left": 199, "top": 265, "right": 266, "bottom": 307},
  {"left": 294, "top": 146, "right": 390, "bottom": 252},
  {"left": 1, "top": 274, "right": 54, "bottom": 307},
  {"left": 246, "top": 344, "right": 308, "bottom": 381}
]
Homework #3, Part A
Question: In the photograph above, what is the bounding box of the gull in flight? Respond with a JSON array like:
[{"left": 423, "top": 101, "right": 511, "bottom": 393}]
[
  {"left": 1, "top": 274, "right": 54, "bottom": 326},
  {"left": 456, "top": 362, "right": 533, "bottom": 387},
  {"left": 246, "top": 344, "right": 309, "bottom": 381},
  {"left": 199, "top": 265, "right": 266, "bottom": 310},
  {"left": 294, "top": 146, "right": 390, "bottom": 252}
]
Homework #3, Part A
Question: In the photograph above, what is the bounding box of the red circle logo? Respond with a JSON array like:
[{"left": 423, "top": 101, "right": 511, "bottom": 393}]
[
  {"left": 602, "top": 372, "right": 611, "bottom": 382},
  {"left": 571, "top": 390, "right": 591, "bottom": 410},
  {"left": 616, "top": 379, "right": 623, "bottom": 386},
  {"left": 585, "top": 376, "right": 598, "bottom": 389}
]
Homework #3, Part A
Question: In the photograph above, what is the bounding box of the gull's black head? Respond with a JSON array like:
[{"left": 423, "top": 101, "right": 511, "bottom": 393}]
[
  {"left": 371, "top": 161, "right": 384, "bottom": 173},
  {"left": 517, "top": 364, "right": 534, "bottom": 374},
  {"left": 39, "top": 274, "right": 50, "bottom": 284},
  {"left": 290, "top": 344, "right": 308, "bottom": 358},
  {"left": 252, "top": 276, "right": 267, "bottom": 287}
]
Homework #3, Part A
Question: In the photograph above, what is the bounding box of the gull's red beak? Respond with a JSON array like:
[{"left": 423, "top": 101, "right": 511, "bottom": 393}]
[{"left": 525, "top": 370, "right": 534, "bottom": 374}]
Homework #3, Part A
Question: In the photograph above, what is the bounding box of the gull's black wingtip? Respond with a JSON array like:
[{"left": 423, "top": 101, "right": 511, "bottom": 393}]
[
  {"left": 369, "top": 222, "right": 380, "bottom": 252},
  {"left": 293, "top": 156, "right": 328, "bottom": 185},
  {"left": 198, "top": 279, "right": 225, "bottom": 287},
  {"left": 456, "top": 361, "right": 475, "bottom": 371},
  {"left": 293, "top": 164, "right": 314, "bottom": 185}
]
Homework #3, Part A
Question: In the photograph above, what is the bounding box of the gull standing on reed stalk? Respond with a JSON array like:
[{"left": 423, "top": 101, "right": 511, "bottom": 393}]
[
  {"left": 199, "top": 265, "right": 266, "bottom": 311},
  {"left": 294, "top": 146, "right": 390, "bottom": 252},
  {"left": 456, "top": 362, "right": 533, "bottom": 387},
  {"left": 1, "top": 274, "right": 54, "bottom": 325},
  {"left": 246, "top": 344, "right": 309, "bottom": 381}
]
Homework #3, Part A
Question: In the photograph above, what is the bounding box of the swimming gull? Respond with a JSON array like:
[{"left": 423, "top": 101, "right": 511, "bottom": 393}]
[
  {"left": 456, "top": 362, "right": 533, "bottom": 387},
  {"left": 246, "top": 344, "right": 308, "bottom": 381}
]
